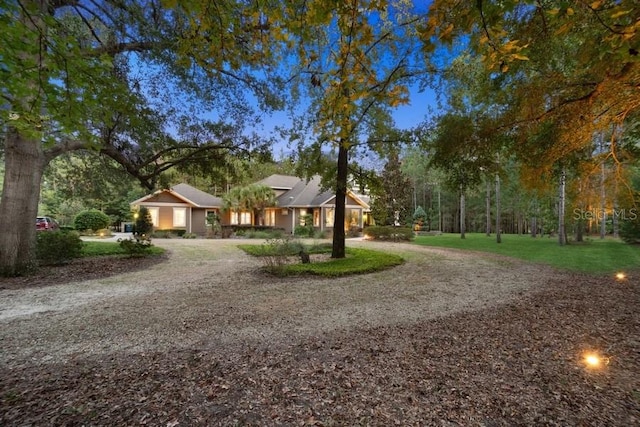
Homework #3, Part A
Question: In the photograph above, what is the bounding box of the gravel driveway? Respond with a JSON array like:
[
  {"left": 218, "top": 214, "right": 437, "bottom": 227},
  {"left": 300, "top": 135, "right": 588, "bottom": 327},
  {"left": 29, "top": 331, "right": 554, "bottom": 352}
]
[
  {"left": 0, "top": 239, "right": 549, "bottom": 367},
  {"left": 2, "top": 239, "right": 638, "bottom": 426}
]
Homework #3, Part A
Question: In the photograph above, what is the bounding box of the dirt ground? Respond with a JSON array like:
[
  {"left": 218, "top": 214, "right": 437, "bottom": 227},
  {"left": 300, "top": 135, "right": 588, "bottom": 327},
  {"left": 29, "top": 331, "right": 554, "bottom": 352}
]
[{"left": 0, "top": 238, "right": 638, "bottom": 426}]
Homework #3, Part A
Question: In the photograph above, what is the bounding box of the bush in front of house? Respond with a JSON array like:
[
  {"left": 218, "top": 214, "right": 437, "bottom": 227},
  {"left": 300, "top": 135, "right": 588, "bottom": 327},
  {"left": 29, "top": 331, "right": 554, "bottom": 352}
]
[
  {"left": 36, "top": 230, "right": 84, "bottom": 265},
  {"left": 134, "top": 207, "right": 154, "bottom": 236},
  {"left": 74, "top": 210, "right": 109, "bottom": 231},
  {"left": 118, "top": 236, "right": 154, "bottom": 257},
  {"left": 363, "top": 226, "right": 414, "bottom": 241},
  {"left": 74, "top": 209, "right": 111, "bottom": 232},
  {"left": 150, "top": 229, "right": 187, "bottom": 238},
  {"left": 294, "top": 214, "right": 315, "bottom": 237}
]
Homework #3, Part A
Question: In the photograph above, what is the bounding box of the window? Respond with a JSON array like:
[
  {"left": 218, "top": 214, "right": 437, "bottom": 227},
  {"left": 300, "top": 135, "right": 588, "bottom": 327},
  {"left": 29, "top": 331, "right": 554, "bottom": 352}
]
[
  {"left": 240, "top": 211, "right": 252, "bottom": 224},
  {"left": 173, "top": 207, "right": 187, "bottom": 227},
  {"left": 325, "top": 208, "right": 334, "bottom": 227},
  {"left": 264, "top": 209, "right": 276, "bottom": 226},
  {"left": 231, "top": 210, "right": 252, "bottom": 225},
  {"left": 148, "top": 207, "right": 159, "bottom": 227}
]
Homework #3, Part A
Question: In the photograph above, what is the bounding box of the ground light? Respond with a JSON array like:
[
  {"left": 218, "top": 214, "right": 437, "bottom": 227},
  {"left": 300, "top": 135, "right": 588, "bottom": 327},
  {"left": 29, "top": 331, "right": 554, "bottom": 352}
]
[
  {"left": 615, "top": 272, "right": 627, "bottom": 281},
  {"left": 582, "top": 351, "right": 610, "bottom": 370}
]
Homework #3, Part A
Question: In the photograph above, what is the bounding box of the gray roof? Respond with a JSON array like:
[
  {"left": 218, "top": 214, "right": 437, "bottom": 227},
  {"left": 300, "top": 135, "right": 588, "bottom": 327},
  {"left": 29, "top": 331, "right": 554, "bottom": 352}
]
[
  {"left": 261, "top": 174, "right": 368, "bottom": 208},
  {"left": 171, "top": 183, "right": 223, "bottom": 207},
  {"left": 277, "top": 175, "right": 334, "bottom": 207},
  {"left": 255, "top": 174, "right": 301, "bottom": 190}
]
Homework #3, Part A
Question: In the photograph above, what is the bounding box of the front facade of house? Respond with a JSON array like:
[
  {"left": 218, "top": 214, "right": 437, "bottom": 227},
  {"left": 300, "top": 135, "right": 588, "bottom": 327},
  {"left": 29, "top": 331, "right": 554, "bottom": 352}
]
[
  {"left": 258, "top": 174, "right": 370, "bottom": 235},
  {"left": 130, "top": 183, "right": 224, "bottom": 235},
  {"left": 131, "top": 175, "right": 370, "bottom": 236}
]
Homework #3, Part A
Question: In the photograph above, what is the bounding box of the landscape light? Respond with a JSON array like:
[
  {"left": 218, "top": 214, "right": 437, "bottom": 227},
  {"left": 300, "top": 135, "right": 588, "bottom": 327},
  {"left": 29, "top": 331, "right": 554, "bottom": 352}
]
[
  {"left": 615, "top": 272, "right": 626, "bottom": 281},
  {"left": 582, "top": 352, "right": 610, "bottom": 370}
]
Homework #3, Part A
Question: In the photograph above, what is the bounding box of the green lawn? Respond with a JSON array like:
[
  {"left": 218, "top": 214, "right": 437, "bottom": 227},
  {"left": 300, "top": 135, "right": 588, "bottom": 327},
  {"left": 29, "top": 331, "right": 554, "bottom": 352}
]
[
  {"left": 238, "top": 243, "right": 404, "bottom": 277},
  {"left": 81, "top": 240, "right": 165, "bottom": 257},
  {"left": 413, "top": 233, "right": 640, "bottom": 274}
]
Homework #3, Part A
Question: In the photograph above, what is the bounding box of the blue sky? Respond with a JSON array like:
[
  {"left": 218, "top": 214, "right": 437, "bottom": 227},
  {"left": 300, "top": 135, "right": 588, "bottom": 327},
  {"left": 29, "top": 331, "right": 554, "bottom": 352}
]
[{"left": 253, "top": 83, "right": 440, "bottom": 158}]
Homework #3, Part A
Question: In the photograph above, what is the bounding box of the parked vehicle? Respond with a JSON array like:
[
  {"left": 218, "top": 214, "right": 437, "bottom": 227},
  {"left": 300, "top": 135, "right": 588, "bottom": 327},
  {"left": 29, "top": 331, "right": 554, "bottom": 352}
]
[{"left": 36, "top": 216, "right": 59, "bottom": 231}]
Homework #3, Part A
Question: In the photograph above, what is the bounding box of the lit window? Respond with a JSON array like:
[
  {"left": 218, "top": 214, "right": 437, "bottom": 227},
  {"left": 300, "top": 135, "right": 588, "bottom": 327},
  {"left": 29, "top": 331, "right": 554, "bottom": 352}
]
[
  {"left": 173, "top": 207, "right": 187, "bottom": 227},
  {"left": 325, "top": 208, "right": 334, "bottom": 227},
  {"left": 231, "top": 210, "right": 252, "bottom": 225},
  {"left": 264, "top": 209, "right": 276, "bottom": 226},
  {"left": 240, "top": 211, "right": 252, "bottom": 225},
  {"left": 148, "top": 207, "right": 159, "bottom": 227}
]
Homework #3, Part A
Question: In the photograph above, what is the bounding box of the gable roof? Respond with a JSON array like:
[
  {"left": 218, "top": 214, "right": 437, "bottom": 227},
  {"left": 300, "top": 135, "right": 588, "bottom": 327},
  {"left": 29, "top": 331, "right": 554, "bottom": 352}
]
[
  {"left": 171, "top": 183, "right": 223, "bottom": 207},
  {"left": 131, "top": 183, "right": 223, "bottom": 208},
  {"left": 259, "top": 174, "right": 369, "bottom": 209},
  {"left": 255, "top": 174, "right": 302, "bottom": 190}
]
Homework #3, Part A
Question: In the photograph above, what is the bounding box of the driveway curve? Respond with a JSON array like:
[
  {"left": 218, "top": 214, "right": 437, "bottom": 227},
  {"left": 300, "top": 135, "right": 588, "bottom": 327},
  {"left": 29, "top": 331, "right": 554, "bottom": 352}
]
[{"left": 0, "top": 239, "right": 558, "bottom": 367}]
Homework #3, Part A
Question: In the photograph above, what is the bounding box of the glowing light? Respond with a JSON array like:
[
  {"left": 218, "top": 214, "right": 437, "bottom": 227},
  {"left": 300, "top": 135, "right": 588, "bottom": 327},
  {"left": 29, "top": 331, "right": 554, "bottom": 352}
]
[
  {"left": 585, "top": 354, "right": 601, "bottom": 367},
  {"left": 583, "top": 352, "right": 610, "bottom": 369},
  {"left": 615, "top": 272, "right": 626, "bottom": 281}
]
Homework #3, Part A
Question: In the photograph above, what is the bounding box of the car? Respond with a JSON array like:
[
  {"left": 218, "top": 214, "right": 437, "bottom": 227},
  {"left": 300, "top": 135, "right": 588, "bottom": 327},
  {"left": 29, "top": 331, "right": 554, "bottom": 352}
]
[{"left": 36, "top": 216, "right": 59, "bottom": 231}]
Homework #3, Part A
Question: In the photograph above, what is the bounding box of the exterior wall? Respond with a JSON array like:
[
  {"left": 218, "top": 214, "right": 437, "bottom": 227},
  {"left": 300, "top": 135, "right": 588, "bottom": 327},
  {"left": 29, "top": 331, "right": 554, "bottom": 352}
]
[
  {"left": 275, "top": 208, "right": 294, "bottom": 233},
  {"left": 191, "top": 208, "right": 206, "bottom": 235}
]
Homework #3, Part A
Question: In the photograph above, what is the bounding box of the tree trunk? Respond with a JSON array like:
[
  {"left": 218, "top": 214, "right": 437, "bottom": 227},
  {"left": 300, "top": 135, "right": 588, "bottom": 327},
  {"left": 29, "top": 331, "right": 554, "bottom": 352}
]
[
  {"left": 0, "top": 129, "right": 47, "bottom": 275},
  {"left": 558, "top": 168, "right": 567, "bottom": 246},
  {"left": 331, "top": 142, "right": 348, "bottom": 258},
  {"left": 485, "top": 179, "right": 491, "bottom": 236},
  {"left": 600, "top": 162, "right": 606, "bottom": 239},
  {"left": 460, "top": 189, "right": 466, "bottom": 239},
  {"left": 613, "top": 200, "right": 619, "bottom": 238},
  {"left": 496, "top": 173, "right": 501, "bottom": 244}
]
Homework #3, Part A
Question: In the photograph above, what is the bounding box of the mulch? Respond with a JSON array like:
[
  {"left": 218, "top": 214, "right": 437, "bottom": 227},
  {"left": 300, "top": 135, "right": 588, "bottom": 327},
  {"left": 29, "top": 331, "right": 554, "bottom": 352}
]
[
  {"left": 0, "top": 254, "right": 167, "bottom": 290},
  {"left": 1, "top": 268, "right": 638, "bottom": 426}
]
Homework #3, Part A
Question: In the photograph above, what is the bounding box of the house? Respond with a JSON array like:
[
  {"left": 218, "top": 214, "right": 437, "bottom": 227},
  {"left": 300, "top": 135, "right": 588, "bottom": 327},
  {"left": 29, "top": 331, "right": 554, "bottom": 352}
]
[
  {"left": 131, "top": 175, "right": 371, "bottom": 236},
  {"left": 256, "top": 174, "right": 371, "bottom": 235},
  {"left": 130, "top": 183, "right": 224, "bottom": 235}
]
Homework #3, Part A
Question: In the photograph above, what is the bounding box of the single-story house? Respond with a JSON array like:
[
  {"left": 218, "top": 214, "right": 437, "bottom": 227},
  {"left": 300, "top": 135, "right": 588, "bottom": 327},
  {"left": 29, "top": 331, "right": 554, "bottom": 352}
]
[
  {"left": 255, "top": 174, "right": 371, "bottom": 234},
  {"left": 131, "top": 175, "right": 371, "bottom": 236},
  {"left": 130, "top": 183, "right": 224, "bottom": 235}
]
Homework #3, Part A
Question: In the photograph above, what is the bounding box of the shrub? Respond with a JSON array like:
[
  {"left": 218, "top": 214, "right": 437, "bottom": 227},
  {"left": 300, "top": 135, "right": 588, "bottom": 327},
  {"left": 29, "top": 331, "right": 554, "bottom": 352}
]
[
  {"left": 150, "top": 230, "right": 172, "bottom": 238},
  {"left": 347, "top": 226, "right": 362, "bottom": 238},
  {"left": 134, "top": 207, "right": 153, "bottom": 236},
  {"left": 74, "top": 209, "right": 110, "bottom": 231},
  {"left": 363, "top": 226, "right": 414, "bottom": 241},
  {"left": 413, "top": 206, "right": 428, "bottom": 224},
  {"left": 118, "top": 236, "right": 154, "bottom": 257},
  {"left": 150, "top": 229, "right": 186, "bottom": 238},
  {"left": 182, "top": 233, "right": 197, "bottom": 239},
  {"left": 254, "top": 236, "right": 307, "bottom": 273},
  {"left": 36, "top": 231, "right": 84, "bottom": 265},
  {"left": 620, "top": 217, "right": 640, "bottom": 244}
]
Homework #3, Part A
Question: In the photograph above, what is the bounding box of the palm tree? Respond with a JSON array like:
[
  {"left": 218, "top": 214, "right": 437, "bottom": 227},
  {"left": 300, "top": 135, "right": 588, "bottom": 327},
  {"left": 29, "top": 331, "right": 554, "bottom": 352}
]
[{"left": 222, "top": 184, "right": 276, "bottom": 226}]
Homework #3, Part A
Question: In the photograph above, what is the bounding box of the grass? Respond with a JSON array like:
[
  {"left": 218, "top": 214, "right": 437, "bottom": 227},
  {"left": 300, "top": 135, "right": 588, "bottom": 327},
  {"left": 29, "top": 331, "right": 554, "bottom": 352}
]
[
  {"left": 81, "top": 241, "right": 165, "bottom": 257},
  {"left": 413, "top": 233, "right": 640, "bottom": 274},
  {"left": 239, "top": 243, "right": 404, "bottom": 277}
]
